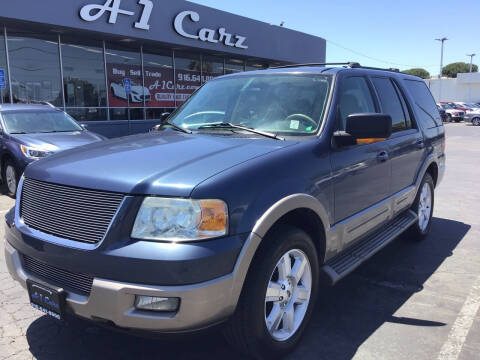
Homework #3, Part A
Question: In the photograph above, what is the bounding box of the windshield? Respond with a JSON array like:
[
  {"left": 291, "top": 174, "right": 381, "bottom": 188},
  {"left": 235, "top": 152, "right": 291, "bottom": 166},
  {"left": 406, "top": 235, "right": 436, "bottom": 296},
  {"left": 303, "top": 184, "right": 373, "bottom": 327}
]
[
  {"left": 169, "top": 74, "right": 332, "bottom": 136},
  {"left": 2, "top": 111, "right": 83, "bottom": 134}
]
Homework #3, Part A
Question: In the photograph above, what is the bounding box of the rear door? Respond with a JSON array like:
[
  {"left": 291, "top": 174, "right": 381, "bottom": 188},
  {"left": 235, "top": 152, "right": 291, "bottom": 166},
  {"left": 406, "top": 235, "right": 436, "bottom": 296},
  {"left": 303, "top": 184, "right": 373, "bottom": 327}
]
[{"left": 370, "top": 77, "right": 425, "bottom": 199}]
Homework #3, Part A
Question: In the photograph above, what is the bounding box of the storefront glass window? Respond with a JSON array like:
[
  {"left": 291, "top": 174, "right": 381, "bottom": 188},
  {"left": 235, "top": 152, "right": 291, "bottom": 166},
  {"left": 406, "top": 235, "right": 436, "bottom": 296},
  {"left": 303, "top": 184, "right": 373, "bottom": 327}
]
[
  {"left": 105, "top": 44, "right": 142, "bottom": 119},
  {"left": 66, "top": 108, "right": 107, "bottom": 122},
  {"left": 143, "top": 48, "right": 174, "bottom": 111},
  {"left": 202, "top": 56, "right": 224, "bottom": 83},
  {"left": 0, "top": 27, "right": 10, "bottom": 103},
  {"left": 246, "top": 61, "right": 268, "bottom": 71},
  {"left": 61, "top": 37, "right": 107, "bottom": 109},
  {"left": 175, "top": 52, "right": 201, "bottom": 105},
  {"left": 225, "top": 58, "right": 245, "bottom": 74},
  {"left": 7, "top": 31, "right": 62, "bottom": 106}
]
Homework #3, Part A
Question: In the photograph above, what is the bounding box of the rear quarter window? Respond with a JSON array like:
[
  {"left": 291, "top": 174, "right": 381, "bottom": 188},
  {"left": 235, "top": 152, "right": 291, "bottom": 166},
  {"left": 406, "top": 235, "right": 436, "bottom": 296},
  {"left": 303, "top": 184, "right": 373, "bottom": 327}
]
[{"left": 404, "top": 80, "right": 442, "bottom": 128}]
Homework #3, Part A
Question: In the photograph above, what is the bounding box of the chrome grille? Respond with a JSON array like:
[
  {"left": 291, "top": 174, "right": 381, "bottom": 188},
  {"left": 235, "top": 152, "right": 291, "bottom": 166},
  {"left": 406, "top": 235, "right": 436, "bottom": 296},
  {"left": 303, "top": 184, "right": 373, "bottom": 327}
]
[
  {"left": 21, "top": 178, "right": 124, "bottom": 244},
  {"left": 22, "top": 254, "right": 94, "bottom": 295}
]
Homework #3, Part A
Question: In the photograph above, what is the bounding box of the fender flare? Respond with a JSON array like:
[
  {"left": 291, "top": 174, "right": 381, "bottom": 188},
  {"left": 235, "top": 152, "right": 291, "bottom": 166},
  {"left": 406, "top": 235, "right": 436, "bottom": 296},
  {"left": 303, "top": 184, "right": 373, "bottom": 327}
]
[
  {"left": 414, "top": 153, "right": 436, "bottom": 189},
  {"left": 228, "top": 194, "right": 330, "bottom": 308},
  {"left": 252, "top": 193, "right": 330, "bottom": 239}
]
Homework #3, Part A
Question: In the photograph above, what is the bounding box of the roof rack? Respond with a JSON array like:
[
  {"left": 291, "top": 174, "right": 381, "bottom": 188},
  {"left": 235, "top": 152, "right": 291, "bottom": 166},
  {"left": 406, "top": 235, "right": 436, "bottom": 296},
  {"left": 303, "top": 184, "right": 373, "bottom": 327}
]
[
  {"left": 270, "top": 62, "right": 360, "bottom": 69},
  {"left": 270, "top": 62, "right": 400, "bottom": 73}
]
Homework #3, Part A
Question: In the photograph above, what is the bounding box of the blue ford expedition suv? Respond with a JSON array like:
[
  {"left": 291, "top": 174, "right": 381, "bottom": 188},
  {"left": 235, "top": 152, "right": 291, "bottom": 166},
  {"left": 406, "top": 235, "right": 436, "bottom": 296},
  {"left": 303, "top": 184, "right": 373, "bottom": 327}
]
[{"left": 5, "top": 63, "right": 445, "bottom": 359}]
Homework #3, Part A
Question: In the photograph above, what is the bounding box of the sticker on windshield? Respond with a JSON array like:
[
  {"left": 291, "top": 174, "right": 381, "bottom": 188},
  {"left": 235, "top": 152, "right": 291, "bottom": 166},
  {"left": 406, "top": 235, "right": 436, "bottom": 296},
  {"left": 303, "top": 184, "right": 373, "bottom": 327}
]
[{"left": 290, "top": 120, "right": 300, "bottom": 130}]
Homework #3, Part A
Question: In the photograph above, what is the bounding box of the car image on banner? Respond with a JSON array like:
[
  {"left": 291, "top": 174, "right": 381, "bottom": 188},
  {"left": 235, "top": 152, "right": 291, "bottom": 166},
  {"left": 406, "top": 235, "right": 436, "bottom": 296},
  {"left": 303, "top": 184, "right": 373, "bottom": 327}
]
[
  {"left": 107, "top": 63, "right": 175, "bottom": 108},
  {"left": 111, "top": 81, "right": 151, "bottom": 103}
]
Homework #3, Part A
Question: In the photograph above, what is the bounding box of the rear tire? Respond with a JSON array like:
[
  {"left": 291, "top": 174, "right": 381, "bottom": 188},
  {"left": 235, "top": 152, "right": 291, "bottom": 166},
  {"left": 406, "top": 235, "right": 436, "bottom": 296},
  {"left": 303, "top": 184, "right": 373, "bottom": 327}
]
[
  {"left": 2, "top": 159, "right": 19, "bottom": 198},
  {"left": 407, "top": 173, "right": 434, "bottom": 241},
  {"left": 223, "top": 225, "right": 319, "bottom": 359}
]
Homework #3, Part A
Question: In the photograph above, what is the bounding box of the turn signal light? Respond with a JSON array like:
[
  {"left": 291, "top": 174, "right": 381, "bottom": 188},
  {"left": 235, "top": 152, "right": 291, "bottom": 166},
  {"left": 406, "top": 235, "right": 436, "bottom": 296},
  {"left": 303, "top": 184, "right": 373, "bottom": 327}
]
[
  {"left": 356, "top": 138, "right": 387, "bottom": 145},
  {"left": 198, "top": 200, "right": 228, "bottom": 232}
]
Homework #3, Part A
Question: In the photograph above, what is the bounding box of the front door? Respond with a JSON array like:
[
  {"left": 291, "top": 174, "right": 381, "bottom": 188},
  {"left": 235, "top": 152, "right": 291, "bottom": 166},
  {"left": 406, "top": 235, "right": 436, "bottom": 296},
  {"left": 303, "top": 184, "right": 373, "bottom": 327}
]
[{"left": 330, "top": 76, "right": 391, "bottom": 244}]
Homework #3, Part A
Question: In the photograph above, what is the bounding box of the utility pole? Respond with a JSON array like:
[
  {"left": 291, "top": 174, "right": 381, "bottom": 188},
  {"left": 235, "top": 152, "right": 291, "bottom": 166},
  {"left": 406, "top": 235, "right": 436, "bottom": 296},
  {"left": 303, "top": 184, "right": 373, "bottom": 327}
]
[
  {"left": 435, "top": 37, "right": 448, "bottom": 102},
  {"left": 466, "top": 54, "right": 475, "bottom": 102},
  {"left": 467, "top": 53, "right": 476, "bottom": 72}
]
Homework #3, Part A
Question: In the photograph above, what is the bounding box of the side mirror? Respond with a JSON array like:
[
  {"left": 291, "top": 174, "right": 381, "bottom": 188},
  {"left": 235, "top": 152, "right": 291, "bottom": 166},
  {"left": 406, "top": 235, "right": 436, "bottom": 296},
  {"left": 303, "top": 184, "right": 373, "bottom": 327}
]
[
  {"left": 346, "top": 113, "right": 392, "bottom": 139},
  {"left": 335, "top": 113, "right": 392, "bottom": 147}
]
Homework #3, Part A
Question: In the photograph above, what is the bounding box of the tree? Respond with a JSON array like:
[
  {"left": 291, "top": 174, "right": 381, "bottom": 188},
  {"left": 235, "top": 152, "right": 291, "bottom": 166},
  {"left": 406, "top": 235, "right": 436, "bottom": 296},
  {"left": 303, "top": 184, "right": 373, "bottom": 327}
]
[
  {"left": 442, "top": 62, "right": 478, "bottom": 78},
  {"left": 402, "top": 68, "right": 431, "bottom": 79}
]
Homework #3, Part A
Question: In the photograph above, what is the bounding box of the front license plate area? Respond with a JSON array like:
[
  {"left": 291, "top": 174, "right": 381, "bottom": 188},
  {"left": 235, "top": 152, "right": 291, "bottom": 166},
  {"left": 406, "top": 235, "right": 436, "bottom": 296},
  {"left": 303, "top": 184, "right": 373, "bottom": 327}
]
[{"left": 27, "top": 280, "right": 65, "bottom": 320}]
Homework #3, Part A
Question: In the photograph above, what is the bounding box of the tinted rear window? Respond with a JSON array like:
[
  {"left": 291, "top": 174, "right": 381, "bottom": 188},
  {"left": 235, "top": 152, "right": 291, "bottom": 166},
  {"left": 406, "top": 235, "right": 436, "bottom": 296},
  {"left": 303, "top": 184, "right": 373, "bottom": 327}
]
[
  {"left": 372, "top": 77, "right": 410, "bottom": 132},
  {"left": 404, "top": 80, "right": 442, "bottom": 128}
]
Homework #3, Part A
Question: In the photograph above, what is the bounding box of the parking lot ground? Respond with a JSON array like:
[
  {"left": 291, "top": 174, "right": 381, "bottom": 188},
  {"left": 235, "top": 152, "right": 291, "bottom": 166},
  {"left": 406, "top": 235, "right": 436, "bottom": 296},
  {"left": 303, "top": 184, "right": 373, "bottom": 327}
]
[{"left": 1, "top": 122, "right": 479, "bottom": 360}]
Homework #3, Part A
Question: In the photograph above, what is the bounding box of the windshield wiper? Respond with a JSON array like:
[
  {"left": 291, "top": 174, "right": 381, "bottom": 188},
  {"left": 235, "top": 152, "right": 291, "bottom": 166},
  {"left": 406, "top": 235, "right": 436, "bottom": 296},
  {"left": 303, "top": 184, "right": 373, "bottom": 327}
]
[
  {"left": 161, "top": 121, "right": 192, "bottom": 134},
  {"left": 197, "top": 122, "right": 284, "bottom": 140}
]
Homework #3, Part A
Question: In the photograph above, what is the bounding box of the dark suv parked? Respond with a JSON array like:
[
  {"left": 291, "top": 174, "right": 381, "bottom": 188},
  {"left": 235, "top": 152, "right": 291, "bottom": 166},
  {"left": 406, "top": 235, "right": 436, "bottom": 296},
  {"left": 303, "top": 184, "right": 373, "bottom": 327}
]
[{"left": 5, "top": 63, "right": 445, "bottom": 359}]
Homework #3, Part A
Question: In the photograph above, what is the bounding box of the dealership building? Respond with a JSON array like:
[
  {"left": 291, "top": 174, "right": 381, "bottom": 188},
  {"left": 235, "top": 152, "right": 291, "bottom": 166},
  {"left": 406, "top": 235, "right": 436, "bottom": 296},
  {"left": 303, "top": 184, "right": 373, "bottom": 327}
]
[{"left": 0, "top": 0, "right": 326, "bottom": 137}]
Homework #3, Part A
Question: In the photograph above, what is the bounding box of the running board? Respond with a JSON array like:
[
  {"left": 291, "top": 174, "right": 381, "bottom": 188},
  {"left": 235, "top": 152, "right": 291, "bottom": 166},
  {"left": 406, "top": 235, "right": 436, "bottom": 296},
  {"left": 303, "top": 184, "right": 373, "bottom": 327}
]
[{"left": 322, "top": 210, "right": 418, "bottom": 285}]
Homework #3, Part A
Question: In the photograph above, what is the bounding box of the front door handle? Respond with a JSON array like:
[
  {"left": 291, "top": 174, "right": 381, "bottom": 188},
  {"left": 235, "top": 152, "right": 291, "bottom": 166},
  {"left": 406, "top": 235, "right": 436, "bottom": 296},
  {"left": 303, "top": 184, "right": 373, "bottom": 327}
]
[{"left": 377, "top": 150, "right": 389, "bottom": 162}]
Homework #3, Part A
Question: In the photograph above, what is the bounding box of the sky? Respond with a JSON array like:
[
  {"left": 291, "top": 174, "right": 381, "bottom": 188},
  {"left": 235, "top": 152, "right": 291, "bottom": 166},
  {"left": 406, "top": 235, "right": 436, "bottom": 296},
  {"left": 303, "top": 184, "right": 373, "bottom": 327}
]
[{"left": 189, "top": 0, "right": 479, "bottom": 77}]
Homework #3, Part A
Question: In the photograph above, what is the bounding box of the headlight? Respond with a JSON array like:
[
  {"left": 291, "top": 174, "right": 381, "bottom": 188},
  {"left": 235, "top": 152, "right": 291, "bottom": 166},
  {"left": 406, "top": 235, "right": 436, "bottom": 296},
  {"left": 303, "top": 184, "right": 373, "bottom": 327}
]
[
  {"left": 131, "top": 197, "right": 228, "bottom": 242},
  {"left": 20, "top": 144, "right": 54, "bottom": 159}
]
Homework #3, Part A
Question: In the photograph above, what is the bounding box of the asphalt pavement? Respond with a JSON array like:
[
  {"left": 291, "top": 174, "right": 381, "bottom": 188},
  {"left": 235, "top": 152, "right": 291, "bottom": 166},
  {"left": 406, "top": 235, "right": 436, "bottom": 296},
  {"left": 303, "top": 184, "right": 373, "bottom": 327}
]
[{"left": 0, "top": 122, "right": 479, "bottom": 360}]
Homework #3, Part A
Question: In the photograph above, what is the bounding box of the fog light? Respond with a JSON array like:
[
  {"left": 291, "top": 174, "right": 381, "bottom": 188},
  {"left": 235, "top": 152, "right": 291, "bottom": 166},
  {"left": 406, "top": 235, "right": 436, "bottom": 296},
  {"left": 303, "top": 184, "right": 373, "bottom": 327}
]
[{"left": 135, "top": 296, "right": 180, "bottom": 312}]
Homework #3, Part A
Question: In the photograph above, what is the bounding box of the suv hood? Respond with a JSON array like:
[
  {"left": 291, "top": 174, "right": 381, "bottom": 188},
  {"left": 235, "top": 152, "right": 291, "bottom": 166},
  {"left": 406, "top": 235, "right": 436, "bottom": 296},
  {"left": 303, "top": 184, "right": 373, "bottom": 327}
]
[
  {"left": 10, "top": 131, "right": 104, "bottom": 151},
  {"left": 25, "top": 131, "right": 296, "bottom": 197}
]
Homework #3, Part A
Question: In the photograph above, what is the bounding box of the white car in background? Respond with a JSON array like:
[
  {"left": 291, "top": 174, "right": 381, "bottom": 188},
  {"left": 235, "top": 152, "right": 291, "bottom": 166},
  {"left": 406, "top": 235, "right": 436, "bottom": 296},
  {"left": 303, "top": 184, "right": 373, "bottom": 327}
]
[
  {"left": 111, "top": 82, "right": 151, "bottom": 103},
  {"left": 460, "top": 103, "right": 480, "bottom": 126},
  {"left": 438, "top": 103, "right": 465, "bottom": 122}
]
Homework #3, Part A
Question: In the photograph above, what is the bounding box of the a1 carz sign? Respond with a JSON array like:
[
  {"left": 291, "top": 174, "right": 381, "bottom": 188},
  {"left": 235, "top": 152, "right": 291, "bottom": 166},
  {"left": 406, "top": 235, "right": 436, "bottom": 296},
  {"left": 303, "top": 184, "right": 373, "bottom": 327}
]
[{"left": 80, "top": 0, "right": 248, "bottom": 50}]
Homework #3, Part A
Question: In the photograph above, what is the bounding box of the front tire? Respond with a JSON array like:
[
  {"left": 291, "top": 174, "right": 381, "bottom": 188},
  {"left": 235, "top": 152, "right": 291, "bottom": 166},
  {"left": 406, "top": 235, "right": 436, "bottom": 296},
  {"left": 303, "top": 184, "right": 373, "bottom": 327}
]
[
  {"left": 2, "top": 159, "right": 19, "bottom": 198},
  {"left": 472, "top": 117, "right": 480, "bottom": 126},
  {"left": 223, "top": 225, "right": 319, "bottom": 359},
  {"left": 407, "top": 173, "right": 434, "bottom": 241}
]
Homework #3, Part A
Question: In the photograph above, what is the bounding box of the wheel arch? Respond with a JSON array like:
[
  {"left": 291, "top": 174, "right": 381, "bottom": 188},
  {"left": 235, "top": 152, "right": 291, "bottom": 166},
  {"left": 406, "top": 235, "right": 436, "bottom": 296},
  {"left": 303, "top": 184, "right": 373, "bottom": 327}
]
[
  {"left": 0, "top": 152, "right": 14, "bottom": 173},
  {"left": 229, "top": 194, "right": 330, "bottom": 312},
  {"left": 252, "top": 195, "right": 329, "bottom": 265}
]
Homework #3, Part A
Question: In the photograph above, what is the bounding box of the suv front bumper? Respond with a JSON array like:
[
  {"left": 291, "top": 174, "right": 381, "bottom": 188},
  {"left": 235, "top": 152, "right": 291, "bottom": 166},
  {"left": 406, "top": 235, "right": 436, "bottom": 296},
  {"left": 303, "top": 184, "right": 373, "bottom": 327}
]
[{"left": 4, "top": 236, "right": 260, "bottom": 332}]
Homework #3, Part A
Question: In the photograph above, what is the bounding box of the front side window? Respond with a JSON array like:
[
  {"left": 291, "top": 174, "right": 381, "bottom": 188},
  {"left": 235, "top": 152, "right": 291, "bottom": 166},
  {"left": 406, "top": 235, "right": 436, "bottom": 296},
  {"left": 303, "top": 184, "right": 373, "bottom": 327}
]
[
  {"left": 2, "top": 111, "right": 83, "bottom": 134},
  {"left": 371, "top": 77, "right": 410, "bottom": 132},
  {"left": 337, "top": 77, "right": 376, "bottom": 130},
  {"left": 170, "top": 74, "right": 332, "bottom": 136}
]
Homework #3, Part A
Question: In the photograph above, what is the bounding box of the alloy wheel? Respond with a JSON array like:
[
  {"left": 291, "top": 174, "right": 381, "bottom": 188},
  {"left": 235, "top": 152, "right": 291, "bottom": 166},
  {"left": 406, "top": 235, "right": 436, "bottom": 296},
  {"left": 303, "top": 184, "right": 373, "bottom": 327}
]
[
  {"left": 418, "top": 182, "right": 432, "bottom": 232},
  {"left": 473, "top": 118, "right": 480, "bottom": 126},
  {"left": 265, "top": 249, "right": 312, "bottom": 341},
  {"left": 6, "top": 165, "right": 17, "bottom": 195}
]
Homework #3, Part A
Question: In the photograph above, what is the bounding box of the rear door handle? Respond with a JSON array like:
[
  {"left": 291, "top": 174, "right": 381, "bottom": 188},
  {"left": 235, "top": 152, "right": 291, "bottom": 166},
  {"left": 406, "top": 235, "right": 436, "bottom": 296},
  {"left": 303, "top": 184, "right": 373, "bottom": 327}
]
[
  {"left": 415, "top": 139, "right": 425, "bottom": 149},
  {"left": 377, "top": 151, "right": 389, "bottom": 162}
]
